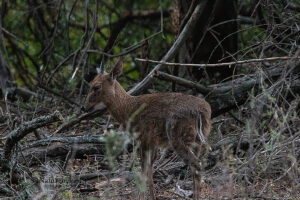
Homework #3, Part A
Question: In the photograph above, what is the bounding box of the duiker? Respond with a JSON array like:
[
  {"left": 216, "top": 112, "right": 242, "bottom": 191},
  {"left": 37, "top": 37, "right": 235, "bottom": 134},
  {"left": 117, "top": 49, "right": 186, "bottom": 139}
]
[{"left": 85, "top": 58, "right": 211, "bottom": 200}]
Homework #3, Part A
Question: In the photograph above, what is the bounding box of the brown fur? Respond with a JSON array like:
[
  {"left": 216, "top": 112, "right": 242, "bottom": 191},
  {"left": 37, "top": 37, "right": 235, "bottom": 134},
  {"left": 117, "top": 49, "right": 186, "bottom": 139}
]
[{"left": 85, "top": 61, "right": 211, "bottom": 200}]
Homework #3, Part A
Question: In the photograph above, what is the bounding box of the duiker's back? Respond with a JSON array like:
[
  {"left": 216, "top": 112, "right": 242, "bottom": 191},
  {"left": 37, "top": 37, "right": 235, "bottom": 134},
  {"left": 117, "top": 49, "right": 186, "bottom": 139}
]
[
  {"left": 132, "top": 93, "right": 211, "bottom": 146},
  {"left": 136, "top": 92, "right": 210, "bottom": 120}
]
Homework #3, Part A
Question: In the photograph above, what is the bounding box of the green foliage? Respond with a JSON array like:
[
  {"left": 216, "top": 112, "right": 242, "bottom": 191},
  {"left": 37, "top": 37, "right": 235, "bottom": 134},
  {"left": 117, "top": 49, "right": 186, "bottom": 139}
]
[
  {"left": 94, "top": 117, "right": 101, "bottom": 124},
  {"left": 241, "top": 27, "right": 265, "bottom": 46},
  {"left": 103, "top": 130, "right": 131, "bottom": 169},
  {"left": 62, "top": 190, "right": 74, "bottom": 200},
  {"left": 65, "top": 114, "right": 77, "bottom": 123},
  {"left": 132, "top": 167, "right": 147, "bottom": 192},
  {"left": 88, "top": 197, "right": 99, "bottom": 200},
  {"left": 2, "top": 0, "right": 174, "bottom": 88}
]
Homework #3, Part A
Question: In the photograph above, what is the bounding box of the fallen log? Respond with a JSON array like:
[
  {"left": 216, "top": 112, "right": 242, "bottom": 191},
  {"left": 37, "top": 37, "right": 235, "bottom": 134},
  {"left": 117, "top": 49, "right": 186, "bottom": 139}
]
[
  {"left": 155, "top": 63, "right": 300, "bottom": 117},
  {"left": 4, "top": 110, "right": 62, "bottom": 161},
  {"left": 23, "top": 144, "right": 105, "bottom": 166},
  {"left": 26, "top": 135, "right": 104, "bottom": 149}
]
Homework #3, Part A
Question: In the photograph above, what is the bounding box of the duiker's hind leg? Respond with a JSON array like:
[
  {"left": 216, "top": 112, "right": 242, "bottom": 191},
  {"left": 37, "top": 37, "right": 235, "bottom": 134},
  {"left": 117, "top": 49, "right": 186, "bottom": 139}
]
[
  {"left": 167, "top": 120, "right": 201, "bottom": 171},
  {"left": 167, "top": 120, "right": 202, "bottom": 200},
  {"left": 172, "top": 141, "right": 202, "bottom": 200},
  {"left": 191, "top": 143, "right": 203, "bottom": 200}
]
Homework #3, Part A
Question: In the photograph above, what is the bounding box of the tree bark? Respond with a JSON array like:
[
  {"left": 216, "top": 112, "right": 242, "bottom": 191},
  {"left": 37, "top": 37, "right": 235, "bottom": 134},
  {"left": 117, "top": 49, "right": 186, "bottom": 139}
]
[
  {"left": 174, "top": 0, "right": 238, "bottom": 82},
  {"left": 0, "top": 52, "right": 13, "bottom": 97}
]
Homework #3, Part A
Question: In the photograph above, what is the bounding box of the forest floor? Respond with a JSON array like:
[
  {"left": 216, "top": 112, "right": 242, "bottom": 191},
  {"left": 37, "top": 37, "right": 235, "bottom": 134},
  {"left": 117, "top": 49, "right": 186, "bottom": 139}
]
[
  {"left": 1, "top": 97, "right": 300, "bottom": 199},
  {"left": 1, "top": 112, "right": 299, "bottom": 200}
]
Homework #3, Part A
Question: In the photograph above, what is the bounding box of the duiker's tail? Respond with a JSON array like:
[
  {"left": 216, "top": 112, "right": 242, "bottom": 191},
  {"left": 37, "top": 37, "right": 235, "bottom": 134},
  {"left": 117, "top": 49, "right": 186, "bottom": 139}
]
[{"left": 196, "top": 113, "right": 211, "bottom": 144}]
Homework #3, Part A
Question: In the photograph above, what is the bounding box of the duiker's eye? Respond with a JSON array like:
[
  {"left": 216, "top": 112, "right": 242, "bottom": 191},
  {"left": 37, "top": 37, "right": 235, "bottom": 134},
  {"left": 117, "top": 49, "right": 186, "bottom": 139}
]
[{"left": 93, "top": 85, "right": 101, "bottom": 91}]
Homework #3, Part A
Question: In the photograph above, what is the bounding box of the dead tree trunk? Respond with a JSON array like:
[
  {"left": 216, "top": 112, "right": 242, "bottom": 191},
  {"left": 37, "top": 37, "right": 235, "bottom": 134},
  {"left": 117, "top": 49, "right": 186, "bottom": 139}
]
[
  {"left": 0, "top": 52, "right": 13, "bottom": 97},
  {"left": 172, "top": 0, "right": 238, "bottom": 83}
]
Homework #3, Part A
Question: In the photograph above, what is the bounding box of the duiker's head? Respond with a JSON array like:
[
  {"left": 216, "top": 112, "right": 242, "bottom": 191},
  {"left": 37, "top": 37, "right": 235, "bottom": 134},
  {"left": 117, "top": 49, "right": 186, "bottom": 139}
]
[{"left": 84, "top": 58, "right": 123, "bottom": 112}]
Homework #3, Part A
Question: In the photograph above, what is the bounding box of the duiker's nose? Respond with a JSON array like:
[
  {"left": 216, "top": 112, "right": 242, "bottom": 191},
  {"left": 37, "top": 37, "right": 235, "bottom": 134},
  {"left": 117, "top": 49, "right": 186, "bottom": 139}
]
[{"left": 83, "top": 102, "right": 92, "bottom": 112}]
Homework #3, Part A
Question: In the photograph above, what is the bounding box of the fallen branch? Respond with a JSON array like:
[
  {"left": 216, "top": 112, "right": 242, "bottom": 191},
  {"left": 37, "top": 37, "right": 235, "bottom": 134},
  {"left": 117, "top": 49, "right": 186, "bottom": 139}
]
[
  {"left": 207, "top": 66, "right": 300, "bottom": 117},
  {"left": 23, "top": 144, "right": 105, "bottom": 166},
  {"left": 154, "top": 70, "right": 211, "bottom": 94},
  {"left": 53, "top": 103, "right": 107, "bottom": 134},
  {"left": 135, "top": 56, "right": 300, "bottom": 68},
  {"left": 76, "top": 171, "right": 111, "bottom": 181},
  {"left": 0, "top": 184, "right": 13, "bottom": 196},
  {"left": 4, "top": 87, "right": 38, "bottom": 100},
  {"left": 26, "top": 135, "right": 104, "bottom": 149},
  {"left": 4, "top": 111, "right": 61, "bottom": 160},
  {"left": 153, "top": 64, "right": 300, "bottom": 117}
]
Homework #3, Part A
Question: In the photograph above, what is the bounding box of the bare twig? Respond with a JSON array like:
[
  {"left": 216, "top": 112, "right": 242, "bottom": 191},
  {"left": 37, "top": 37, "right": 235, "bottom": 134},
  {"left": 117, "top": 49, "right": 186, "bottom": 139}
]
[
  {"left": 1, "top": 27, "right": 27, "bottom": 45},
  {"left": 38, "top": 84, "right": 82, "bottom": 108},
  {"left": 69, "top": 9, "right": 171, "bottom": 33},
  {"left": 39, "top": 0, "right": 63, "bottom": 56},
  {"left": 135, "top": 56, "right": 300, "bottom": 68},
  {"left": 70, "top": 0, "right": 91, "bottom": 80},
  {"left": 66, "top": 0, "right": 79, "bottom": 54},
  {"left": 178, "top": 0, "right": 197, "bottom": 32},
  {"left": 46, "top": 51, "right": 76, "bottom": 85},
  {"left": 79, "top": 0, "right": 99, "bottom": 100},
  {"left": 86, "top": 41, "right": 144, "bottom": 58}
]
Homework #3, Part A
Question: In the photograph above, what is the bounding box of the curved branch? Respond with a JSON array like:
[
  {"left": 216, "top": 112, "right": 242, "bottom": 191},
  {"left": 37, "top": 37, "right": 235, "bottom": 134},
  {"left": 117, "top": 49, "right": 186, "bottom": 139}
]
[{"left": 4, "top": 111, "right": 61, "bottom": 160}]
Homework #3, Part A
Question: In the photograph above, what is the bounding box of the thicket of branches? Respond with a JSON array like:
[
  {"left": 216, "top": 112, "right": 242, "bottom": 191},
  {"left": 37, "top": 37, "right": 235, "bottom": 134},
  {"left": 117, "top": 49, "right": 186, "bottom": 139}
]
[{"left": 0, "top": 0, "right": 299, "bottom": 199}]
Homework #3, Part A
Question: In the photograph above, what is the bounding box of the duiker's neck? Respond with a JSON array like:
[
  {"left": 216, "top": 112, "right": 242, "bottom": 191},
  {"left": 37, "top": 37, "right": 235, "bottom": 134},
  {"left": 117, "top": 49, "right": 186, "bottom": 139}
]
[{"left": 104, "top": 81, "right": 135, "bottom": 124}]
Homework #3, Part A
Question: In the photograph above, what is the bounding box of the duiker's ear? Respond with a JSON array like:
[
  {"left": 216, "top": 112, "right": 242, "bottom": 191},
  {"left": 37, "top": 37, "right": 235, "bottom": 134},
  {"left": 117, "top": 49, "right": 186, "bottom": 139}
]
[
  {"left": 109, "top": 57, "right": 123, "bottom": 79},
  {"left": 96, "top": 56, "right": 105, "bottom": 74}
]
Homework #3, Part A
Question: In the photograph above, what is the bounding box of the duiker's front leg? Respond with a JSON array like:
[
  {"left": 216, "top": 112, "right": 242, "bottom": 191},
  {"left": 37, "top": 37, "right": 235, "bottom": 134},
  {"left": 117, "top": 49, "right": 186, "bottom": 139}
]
[
  {"left": 192, "top": 165, "right": 201, "bottom": 200},
  {"left": 140, "top": 148, "right": 156, "bottom": 200}
]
